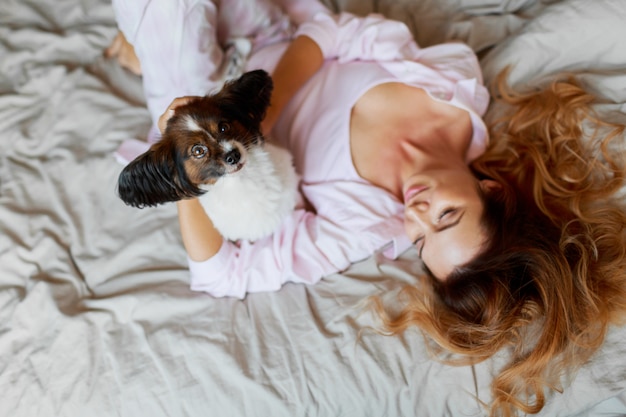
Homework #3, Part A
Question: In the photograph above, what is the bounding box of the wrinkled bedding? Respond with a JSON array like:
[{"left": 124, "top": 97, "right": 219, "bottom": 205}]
[{"left": 1, "top": 0, "right": 625, "bottom": 416}]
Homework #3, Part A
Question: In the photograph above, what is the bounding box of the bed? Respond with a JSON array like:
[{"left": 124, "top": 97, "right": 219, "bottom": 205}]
[{"left": 1, "top": 0, "right": 625, "bottom": 416}]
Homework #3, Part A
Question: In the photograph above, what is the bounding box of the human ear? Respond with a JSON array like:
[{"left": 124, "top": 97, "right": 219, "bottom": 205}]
[{"left": 479, "top": 179, "right": 502, "bottom": 194}]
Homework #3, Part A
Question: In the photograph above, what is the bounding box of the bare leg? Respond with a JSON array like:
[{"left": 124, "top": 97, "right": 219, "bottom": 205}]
[{"left": 104, "top": 31, "right": 142, "bottom": 76}]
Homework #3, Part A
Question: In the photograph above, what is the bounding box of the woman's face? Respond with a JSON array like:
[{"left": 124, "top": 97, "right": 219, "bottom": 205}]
[{"left": 403, "top": 167, "right": 493, "bottom": 280}]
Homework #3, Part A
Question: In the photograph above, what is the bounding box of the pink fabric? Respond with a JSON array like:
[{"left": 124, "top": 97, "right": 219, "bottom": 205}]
[{"left": 111, "top": 0, "right": 490, "bottom": 298}]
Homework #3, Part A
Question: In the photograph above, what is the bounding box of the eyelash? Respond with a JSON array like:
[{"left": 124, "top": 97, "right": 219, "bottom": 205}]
[
  {"left": 439, "top": 208, "right": 457, "bottom": 221},
  {"left": 412, "top": 236, "right": 425, "bottom": 258}
]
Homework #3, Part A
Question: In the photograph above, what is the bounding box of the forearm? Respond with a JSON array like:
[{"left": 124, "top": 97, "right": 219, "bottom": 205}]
[
  {"left": 262, "top": 35, "right": 324, "bottom": 134},
  {"left": 177, "top": 199, "right": 223, "bottom": 261}
]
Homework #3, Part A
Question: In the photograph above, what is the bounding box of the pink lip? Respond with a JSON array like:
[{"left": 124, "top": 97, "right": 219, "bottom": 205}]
[{"left": 404, "top": 185, "right": 428, "bottom": 203}]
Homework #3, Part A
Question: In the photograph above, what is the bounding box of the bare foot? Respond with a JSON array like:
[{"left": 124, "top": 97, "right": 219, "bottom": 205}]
[{"left": 104, "top": 31, "right": 142, "bottom": 76}]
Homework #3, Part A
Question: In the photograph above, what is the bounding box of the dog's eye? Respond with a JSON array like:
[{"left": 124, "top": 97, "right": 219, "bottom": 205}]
[
  {"left": 191, "top": 144, "right": 208, "bottom": 159},
  {"left": 218, "top": 122, "right": 230, "bottom": 133}
]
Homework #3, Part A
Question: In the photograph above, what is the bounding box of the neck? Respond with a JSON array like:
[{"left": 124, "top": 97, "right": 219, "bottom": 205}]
[{"left": 391, "top": 135, "right": 470, "bottom": 198}]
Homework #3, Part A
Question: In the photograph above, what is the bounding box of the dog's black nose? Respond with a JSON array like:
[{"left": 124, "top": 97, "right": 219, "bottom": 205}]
[{"left": 224, "top": 149, "right": 241, "bottom": 165}]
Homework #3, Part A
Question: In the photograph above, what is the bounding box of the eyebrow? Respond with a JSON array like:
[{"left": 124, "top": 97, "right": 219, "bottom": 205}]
[{"left": 418, "top": 212, "right": 465, "bottom": 261}]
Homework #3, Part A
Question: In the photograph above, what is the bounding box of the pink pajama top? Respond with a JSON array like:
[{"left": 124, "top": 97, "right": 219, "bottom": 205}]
[{"left": 187, "top": 11, "right": 490, "bottom": 298}]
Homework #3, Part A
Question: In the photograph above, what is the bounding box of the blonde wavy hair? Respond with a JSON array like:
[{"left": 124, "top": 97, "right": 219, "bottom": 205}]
[{"left": 373, "top": 70, "right": 626, "bottom": 416}]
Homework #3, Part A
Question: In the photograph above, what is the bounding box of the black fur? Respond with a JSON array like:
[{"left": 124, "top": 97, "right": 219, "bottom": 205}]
[{"left": 117, "top": 140, "right": 205, "bottom": 208}]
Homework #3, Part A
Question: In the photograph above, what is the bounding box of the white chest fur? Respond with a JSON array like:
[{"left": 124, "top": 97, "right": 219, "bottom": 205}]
[{"left": 198, "top": 143, "right": 299, "bottom": 242}]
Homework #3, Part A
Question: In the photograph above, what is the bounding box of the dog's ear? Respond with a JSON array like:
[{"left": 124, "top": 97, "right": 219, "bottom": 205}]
[
  {"left": 117, "top": 141, "right": 204, "bottom": 208},
  {"left": 218, "top": 69, "right": 273, "bottom": 126}
]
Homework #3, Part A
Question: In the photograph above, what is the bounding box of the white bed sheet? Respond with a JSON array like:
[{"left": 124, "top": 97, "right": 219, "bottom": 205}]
[{"left": 1, "top": 0, "right": 625, "bottom": 416}]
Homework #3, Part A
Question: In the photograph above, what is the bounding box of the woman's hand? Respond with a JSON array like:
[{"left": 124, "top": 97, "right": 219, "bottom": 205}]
[{"left": 157, "top": 96, "right": 201, "bottom": 134}]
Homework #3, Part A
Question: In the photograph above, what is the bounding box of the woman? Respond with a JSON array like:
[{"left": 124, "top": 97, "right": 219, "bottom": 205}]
[
  {"left": 374, "top": 71, "right": 626, "bottom": 416},
  {"left": 107, "top": 0, "right": 626, "bottom": 415},
  {"left": 109, "top": 0, "right": 493, "bottom": 297}
]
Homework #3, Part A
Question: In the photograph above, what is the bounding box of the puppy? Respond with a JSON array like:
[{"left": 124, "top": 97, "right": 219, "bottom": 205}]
[{"left": 117, "top": 69, "right": 299, "bottom": 241}]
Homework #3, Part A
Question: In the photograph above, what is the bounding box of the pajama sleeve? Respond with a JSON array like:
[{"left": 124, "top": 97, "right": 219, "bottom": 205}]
[
  {"left": 294, "top": 12, "right": 422, "bottom": 63},
  {"left": 187, "top": 182, "right": 407, "bottom": 299},
  {"left": 294, "top": 11, "right": 486, "bottom": 94}
]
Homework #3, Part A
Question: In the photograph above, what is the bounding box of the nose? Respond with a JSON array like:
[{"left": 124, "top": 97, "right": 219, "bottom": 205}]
[
  {"left": 411, "top": 201, "right": 429, "bottom": 212},
  {"left": 224, "top": 149, "right": 241, "bottom": 165},
  {"left": 405, "top": 201, "right": 433, "bottom": 229}
]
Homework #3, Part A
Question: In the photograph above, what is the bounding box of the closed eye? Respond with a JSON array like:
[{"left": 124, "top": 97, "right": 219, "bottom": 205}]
[
  {"left": 415, "top": 210, "right": 465, "bottom": 259},
  {"left": 439, "top": 208, "right": 458, "bottom": 221},
  {"left": 413, "top": 236, "right": 425, "bottom": 258}
]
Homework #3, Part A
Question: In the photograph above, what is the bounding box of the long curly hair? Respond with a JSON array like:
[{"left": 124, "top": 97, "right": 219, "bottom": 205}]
[{"left": 373, "top": 70, "right": 626, "bottom": 416}]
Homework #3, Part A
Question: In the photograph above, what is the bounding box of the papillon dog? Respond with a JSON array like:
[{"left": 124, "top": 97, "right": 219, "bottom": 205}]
[{"left": 117, "top": 69, "right": 299, "bottom": 241}]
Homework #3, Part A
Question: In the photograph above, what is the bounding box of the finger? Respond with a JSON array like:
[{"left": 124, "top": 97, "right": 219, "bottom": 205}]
[
  {"left": 157, "top": 96, "right": 202, "bottom": 133},
  {"left": 169, "top": 96, "right": 199, "bottom": 110},
  {"left": 157, "top": 109, "right": 176, "bottom": 134}
]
